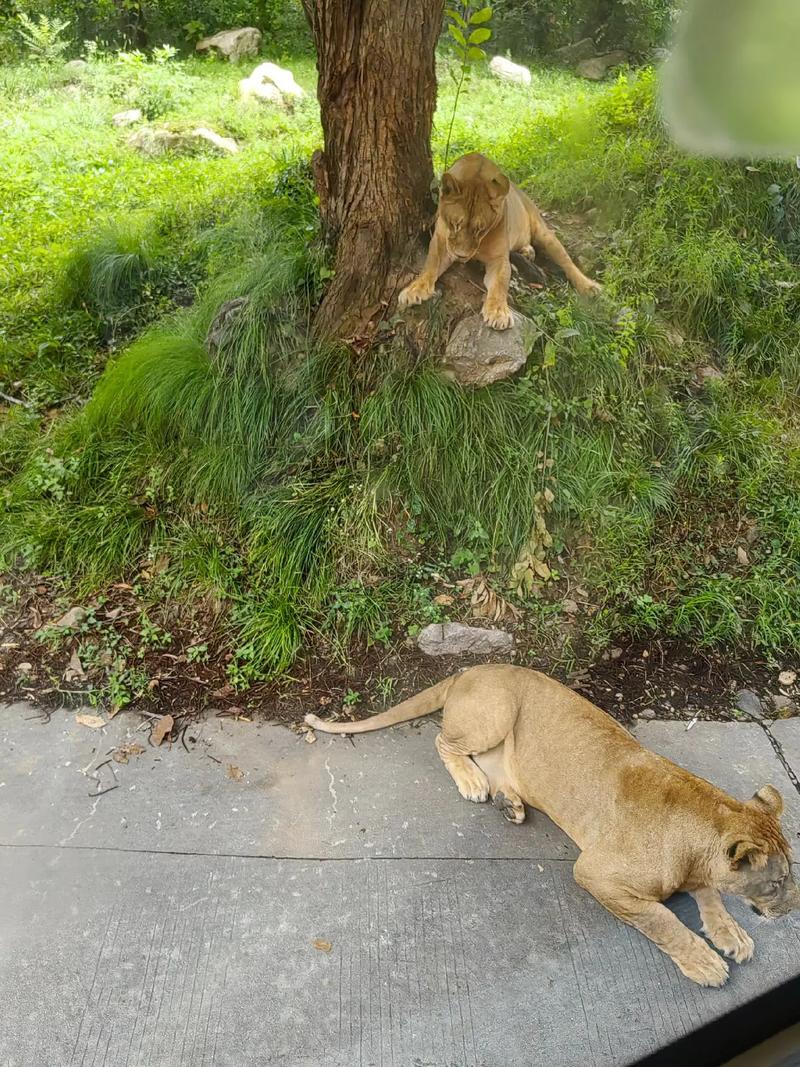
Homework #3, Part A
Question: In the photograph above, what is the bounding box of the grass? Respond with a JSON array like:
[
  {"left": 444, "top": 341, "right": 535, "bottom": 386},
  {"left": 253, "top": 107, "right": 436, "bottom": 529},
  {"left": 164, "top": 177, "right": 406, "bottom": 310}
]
[{"left": 2, "top": 50, "right": 800, "bottom": 694}]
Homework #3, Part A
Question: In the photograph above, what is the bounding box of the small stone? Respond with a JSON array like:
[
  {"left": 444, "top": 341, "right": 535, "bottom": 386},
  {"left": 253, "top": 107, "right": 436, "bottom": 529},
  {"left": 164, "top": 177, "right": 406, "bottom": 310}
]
[
  {"left": 610, "top": 647, "right": 623, "bottom": 660},
  {"left": 771, "top": 694, "right": 797, "bottom": 714},
  {"left": 112, "top": 108, "right": 142, "bottom": 127},
  {"left": 51, "top": 606, "right": 87, "bottom": 629},
  {"left": 561, "top": 598, "right": 579, "bottom": 615},
  {"left": 417, "top": 622, "right": 513, "bottom": 657},
  {"left": 778, "top": 669, "right": 797, "bottom": 687},
  {"left": 638, "top": 708, "right": 656, "bottom": 720},
  {"left": 489, "top": 56, "right": 531, "bottom": 85},
  {"left": 441, "top": 312, "right": 540, "bottom": 387},
  {"left": 735, "top": 689, "right": 764, "bottom": 720},
  {"left": 15, "top": 661, "right": 33, "bottom": 674}
]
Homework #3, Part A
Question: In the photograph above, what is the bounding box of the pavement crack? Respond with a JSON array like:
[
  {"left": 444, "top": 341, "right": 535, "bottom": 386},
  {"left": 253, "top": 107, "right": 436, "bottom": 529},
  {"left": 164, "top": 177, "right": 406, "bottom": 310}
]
[
  {"left": 325, "top": 756, "right": 338, "bottom": 827},
  {"left": 58, "top": 796, "right": 101, "bottom": 846}
]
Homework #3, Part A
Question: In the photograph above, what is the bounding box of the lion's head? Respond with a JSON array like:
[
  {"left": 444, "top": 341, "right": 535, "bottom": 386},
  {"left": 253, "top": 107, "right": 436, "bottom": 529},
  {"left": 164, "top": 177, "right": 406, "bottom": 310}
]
[
  {"left": 439, "top": 168, "right": 510, "bottom": 262},
  {"left": 716, "top": 786, "right": 800, "bottom": 918}
]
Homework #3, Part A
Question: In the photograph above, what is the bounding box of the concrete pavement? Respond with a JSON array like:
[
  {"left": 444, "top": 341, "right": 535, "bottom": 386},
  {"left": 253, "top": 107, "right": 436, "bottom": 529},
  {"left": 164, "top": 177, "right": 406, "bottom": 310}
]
[{"left": 2, "top": 703, "right": 799, "bottom": 1066}]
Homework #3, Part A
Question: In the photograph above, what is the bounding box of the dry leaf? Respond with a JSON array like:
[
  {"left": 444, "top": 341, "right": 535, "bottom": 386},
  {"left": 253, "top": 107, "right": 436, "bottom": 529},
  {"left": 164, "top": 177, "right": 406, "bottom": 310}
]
[
  {"left": 64, "top": 651, "right": 87, "bottom": 684},
  {"left": 778, "top": 670, "right": 797, "bottom": 687},
  {"left": 226, "top": 763, "right": 244, "bottom": 780},
  {"left": 312, "top": 939, "right": 332, "bottom": 953},
  {"left": 150, "top": 713, "right": 174, "bottom": 746},
  {"left": 318, "top": 695, "right": 332, "bottom": 706},
  {"left": 304, "top": 730, "right": 317, "bottom": 744},
  {"left": 562, "top": 598, "right": 579, "bottom": 615},
  {"left": 460, "top": 576, "right": 521, "bottom": 623},
  {"left": 76, "top": 713, "right": 106, "bottom": 729},
  {"left": 112, "top": 741, "right": 145, "bottom": 764},
  {"left": 433, "top": 593, "right": 455, "bottom": 606},
  {"left": 533, "top": 561, "right": 552, "bottom": 581},
  {"left": 736, "top": 546, "right": 749, "bottom": 566}
]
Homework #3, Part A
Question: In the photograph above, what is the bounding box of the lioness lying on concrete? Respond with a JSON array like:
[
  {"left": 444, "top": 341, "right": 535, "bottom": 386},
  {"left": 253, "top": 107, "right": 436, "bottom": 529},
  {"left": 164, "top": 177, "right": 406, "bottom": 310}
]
[
  {"left": 398, "top": 152, "right": 601, "bottom": 331},
  {"left": 307, "top": 664, "right": 799, "bottom": 987}
]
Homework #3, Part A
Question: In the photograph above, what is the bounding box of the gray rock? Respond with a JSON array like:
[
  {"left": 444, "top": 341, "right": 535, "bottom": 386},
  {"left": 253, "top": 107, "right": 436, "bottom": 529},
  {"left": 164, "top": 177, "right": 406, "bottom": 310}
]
[
  {"left": 638, "top": 708, "right": 656, "bottom": 720},
  {"left": 577, "top": 50, "right": 629, "bottom": 80},
  {"left": 417, "top": 622, "right": 514, "bottom": 657},
  {"left": 206, "top": 296, "right": 250, "bottom": 355},
  {"left": 554, "top": 37, "right": 596, "bottom": 64},
  {"left": 64, "top": 58, "right": 87, "bottom": 72},
  {"left": 112, "top": 108, "right": 142, "bottom": 127},
  {"left": 771, "top": 694, "right": 798, "bottom": 717},
  {"left": 442, "top": 312, "right": 539, "bottom": 386},
  {"left": 195, "top": 26, "right": 261, "bottom": 62},
  {"left": 735, "top": 688, "right": 764, "bottom": 720},
  {"left": 489, "top": 55, "right": 532, "bottom": 85}
]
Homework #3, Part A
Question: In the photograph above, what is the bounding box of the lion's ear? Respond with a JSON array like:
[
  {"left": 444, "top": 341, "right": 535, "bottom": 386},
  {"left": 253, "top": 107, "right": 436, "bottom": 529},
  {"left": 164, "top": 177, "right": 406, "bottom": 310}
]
[
  {"left": 440, "top": 172, "right": 460, "bottom": 198},
  {"left": 749, "top": 785, "right": 784, "bottom": 818},
  {"left": 726, "top": 839, "right": 768, "bottom": 870},
  {"left": 488, "top": 173, "right": 510, "bottom": 200}
]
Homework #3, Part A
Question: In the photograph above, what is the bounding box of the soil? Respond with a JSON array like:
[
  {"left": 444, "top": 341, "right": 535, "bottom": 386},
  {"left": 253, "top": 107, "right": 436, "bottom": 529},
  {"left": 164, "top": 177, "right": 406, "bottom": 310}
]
[{"left": 1, "top": 569, "right": 796, "bottom": 745}]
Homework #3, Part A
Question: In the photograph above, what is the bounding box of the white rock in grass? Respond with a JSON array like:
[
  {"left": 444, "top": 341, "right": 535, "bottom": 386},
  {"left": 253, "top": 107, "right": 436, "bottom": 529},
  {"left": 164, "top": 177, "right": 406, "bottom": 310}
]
[
  {"left": 240, "top": 61, "right": 305, "bottom": 103},
  {"left": 192, "top": 127, "right": 239, "bottom": 154},
  {"left": 112, "top": 108, "right": 142, "bottom": 127},
  {"left": 489, "top": 56, "right": 531, "bottom": 86},
  {"left": 195, "top": 27, "right": 262, "bottom": 62}
]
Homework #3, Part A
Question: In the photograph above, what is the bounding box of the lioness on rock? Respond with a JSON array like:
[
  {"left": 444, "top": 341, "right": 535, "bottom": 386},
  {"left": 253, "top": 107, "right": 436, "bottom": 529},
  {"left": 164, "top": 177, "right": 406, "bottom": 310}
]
[
  {"left": 306, "top": 664, "right": 800, "bottom": 987},
  {"left": 398, "top": 152, "right": 601, "bottom": 330}
]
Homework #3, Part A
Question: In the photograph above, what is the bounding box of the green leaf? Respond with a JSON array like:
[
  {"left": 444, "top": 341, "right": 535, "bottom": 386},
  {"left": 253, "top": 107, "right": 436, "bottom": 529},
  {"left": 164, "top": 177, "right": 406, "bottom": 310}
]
[
  {"left": 469, "top": 6, "right": 492, "bottom": 23},
  {"left": 467, "top": 46, "right": 487, "bottom": 60},
  {"left": 445, "top": 7, "right": 468, "bottom": 28},
  {"left": 542, "top": 340, "right": 557, "bottom": 368},
  {"left": 468, "top": 27, "right": 492, "bottom": 44},
  {"left": 448, "top": 23, "right": 467, "bottom": 46}
]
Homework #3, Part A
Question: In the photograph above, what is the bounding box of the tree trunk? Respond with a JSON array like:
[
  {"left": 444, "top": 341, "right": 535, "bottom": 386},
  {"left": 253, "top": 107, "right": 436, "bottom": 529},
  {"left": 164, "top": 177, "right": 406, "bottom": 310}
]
[{"left": 302, "top": 0, "right": 445, "bottom": 338}]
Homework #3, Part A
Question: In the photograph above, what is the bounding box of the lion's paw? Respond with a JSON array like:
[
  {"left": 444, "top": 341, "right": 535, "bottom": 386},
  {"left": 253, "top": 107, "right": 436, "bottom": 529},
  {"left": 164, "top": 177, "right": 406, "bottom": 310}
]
[
  {"left": 676, "top": 946, "right": 730, "bottom": 988},
  {"left": 704, "top": 920, "right": 754, "bottom": 964},
  {"left": 398, "top": 279, "right": 435, "bottom": 308},
  {"left": 482, "top": 302, "right": 513, "bottom": 330}
]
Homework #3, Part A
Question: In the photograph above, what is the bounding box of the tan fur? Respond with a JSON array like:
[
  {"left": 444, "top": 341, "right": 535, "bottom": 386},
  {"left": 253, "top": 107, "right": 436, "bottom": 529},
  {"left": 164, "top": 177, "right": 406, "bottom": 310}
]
[
  {"left": 398, "top": 152, "right": 601, "bottom": 330},
  {"left": 306, "top": 664, "right": 799, "bottom": 987}
]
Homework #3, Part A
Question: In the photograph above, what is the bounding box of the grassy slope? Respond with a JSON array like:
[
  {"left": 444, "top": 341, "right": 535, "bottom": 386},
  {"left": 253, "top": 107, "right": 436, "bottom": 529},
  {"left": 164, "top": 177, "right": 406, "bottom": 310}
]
[{"left": 1, "top": 53, "right": 799, "bottom": 701}]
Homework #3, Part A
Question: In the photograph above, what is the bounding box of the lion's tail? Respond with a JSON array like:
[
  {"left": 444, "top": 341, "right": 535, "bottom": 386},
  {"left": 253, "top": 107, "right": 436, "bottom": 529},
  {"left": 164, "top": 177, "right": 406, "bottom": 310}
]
[{"left": 305, "top": 675, "right": 458, "bottom": 734}]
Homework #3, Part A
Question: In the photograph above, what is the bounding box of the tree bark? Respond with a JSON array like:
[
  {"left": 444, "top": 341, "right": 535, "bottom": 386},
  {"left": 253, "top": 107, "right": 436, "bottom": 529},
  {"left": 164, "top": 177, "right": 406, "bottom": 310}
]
[{"left": 302, "top": 0, "right": 445, "bottom": 338}]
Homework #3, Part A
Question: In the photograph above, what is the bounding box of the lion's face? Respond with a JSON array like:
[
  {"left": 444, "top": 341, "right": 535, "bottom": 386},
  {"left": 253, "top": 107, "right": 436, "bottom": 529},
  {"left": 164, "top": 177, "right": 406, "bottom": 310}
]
[
  {"left": 439, "top": 170, "right": 509, "bottom": 262},
  {"left": 717, "top": 786, "right": 800, "bottom": 919}
]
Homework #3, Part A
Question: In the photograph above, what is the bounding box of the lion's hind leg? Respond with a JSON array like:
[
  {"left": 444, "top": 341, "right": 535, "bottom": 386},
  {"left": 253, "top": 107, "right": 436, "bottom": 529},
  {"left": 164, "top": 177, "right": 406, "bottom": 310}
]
[
  {"left": 435, "top": 733, "right": 490, "bottom": 803},
  {"left": 473, "top": 742, "right": 526, "bottom": 824}
]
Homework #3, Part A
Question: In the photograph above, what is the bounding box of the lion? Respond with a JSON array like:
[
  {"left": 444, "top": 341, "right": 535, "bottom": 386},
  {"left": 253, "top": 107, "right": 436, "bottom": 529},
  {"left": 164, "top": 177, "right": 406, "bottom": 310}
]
[
  {"left": 398, "top": 152, "right": 601, "bottom": 331},
  {"left": 306, "top": 664, "right": 800, "bottom": 987}
]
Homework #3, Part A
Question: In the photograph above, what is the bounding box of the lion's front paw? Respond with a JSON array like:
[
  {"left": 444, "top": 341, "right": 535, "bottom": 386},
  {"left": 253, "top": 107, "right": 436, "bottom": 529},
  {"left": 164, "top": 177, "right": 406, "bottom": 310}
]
[
  {"left": 574, "top": 275, "right": 602, "bottom": 298},
  {"left": 493, "top": 790, "right": 527, "bottom": 824},
  {"left": 703, "top": 920, "right": 754, "bottom": 964},
  {"left": 482, "top": 301, "right": 514, "bottom": 330},
  {"left": 398, "top": 278, "right": 435, "bottom": 308},
  {"left": 676, "top": 945, "right": 730, "bottom": 988}
]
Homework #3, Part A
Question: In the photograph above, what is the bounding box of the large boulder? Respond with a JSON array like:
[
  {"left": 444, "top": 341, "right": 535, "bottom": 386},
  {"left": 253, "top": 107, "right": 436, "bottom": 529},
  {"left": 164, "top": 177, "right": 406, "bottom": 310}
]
[
  {"left": 442, "top": 311, "right": 539, "bottom": 386},
  {"left": 553, "top": 37, "right": 596, "bottom": 64},
  {"left": 489, "top": 55, "right": 531, "bottom": 86},
  {"left": 417, "top": 623, "right": 514, "bottom": 657},
  {"left": 128, "top": 126, "right": 238, "bottom": 157},
  {"left": 195, "top": 27, "right": 261, "bottom": 63},
  {"left": 239, "top": 61, "right": 305, "bottom": 103},
  {"left": 577, "top": 50, "right": 629, "bottom": 80}
]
